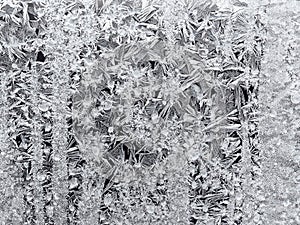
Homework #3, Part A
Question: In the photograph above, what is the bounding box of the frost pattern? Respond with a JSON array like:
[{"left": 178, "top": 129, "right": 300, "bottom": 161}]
[{"left": 0, "top": 0, "right": 299, "bottom": 225}]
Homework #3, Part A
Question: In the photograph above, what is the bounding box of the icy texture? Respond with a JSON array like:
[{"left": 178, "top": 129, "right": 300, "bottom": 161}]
[{"left": 0, "top": 0, "right": 299, "bottom": 225}]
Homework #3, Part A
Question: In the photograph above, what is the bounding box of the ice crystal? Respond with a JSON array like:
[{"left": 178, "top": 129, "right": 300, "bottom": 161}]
[{"left": 0, "top": 0, "right": 299, "bottom": 224}]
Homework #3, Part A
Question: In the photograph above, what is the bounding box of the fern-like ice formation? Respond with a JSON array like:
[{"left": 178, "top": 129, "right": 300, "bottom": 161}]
[{"left": 0, "top": 0, "right": 299, "bottom": 224}]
